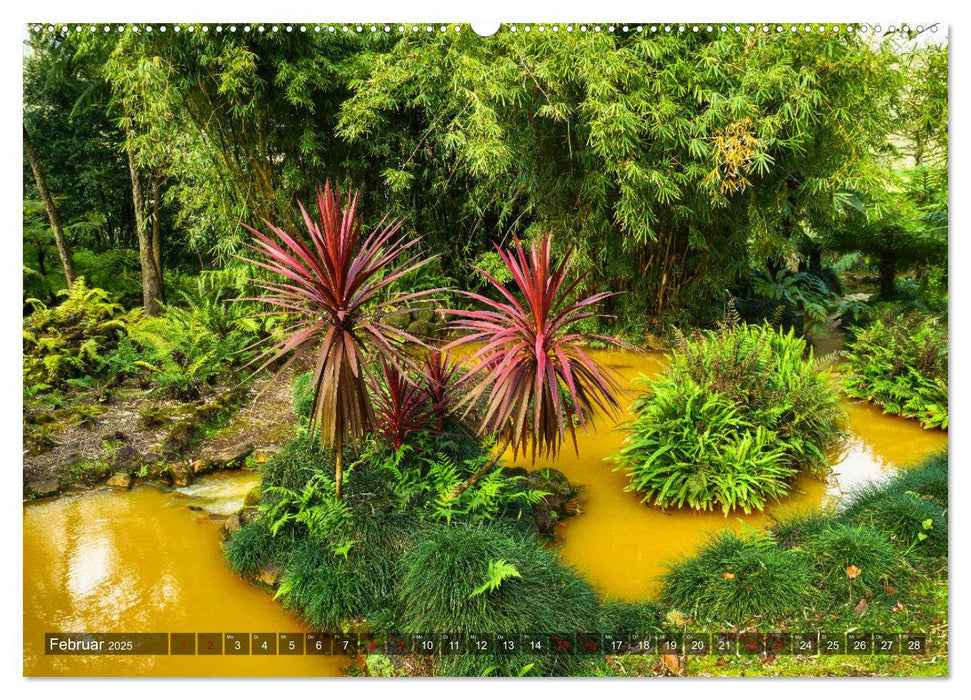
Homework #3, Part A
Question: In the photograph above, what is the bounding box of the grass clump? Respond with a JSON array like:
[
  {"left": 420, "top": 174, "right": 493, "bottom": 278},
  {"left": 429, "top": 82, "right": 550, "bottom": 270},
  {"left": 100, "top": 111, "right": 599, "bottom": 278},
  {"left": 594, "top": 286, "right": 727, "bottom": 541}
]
[
  {"left": 840, "top": 488, "right": 947, "bottom": 559},
  {"left": 223, "top": 520, "right": 279, "bottom": 576},
  {"left": 659, "top": 531, "right": 814, "bottom": 625},
  {"left": 889, "top": 451, "right": 948, "bottom": 506},
  {"left": 399, "top": 522, "right": 601, "bottom": 633},
  {"left": 274, "top": 541, "right": 371, "bottom": 630},
  {"left": 803, "top": 522, "right": 902, "bottom": 601},
  {"left": 400, "top": 522, "right": 603, "bottom": 676},
  {"left": 612, "top": 321, "right": 844, "bottom": 513},
  {"left": 843, "top": 311, "right": 948, "bottom": 429}
]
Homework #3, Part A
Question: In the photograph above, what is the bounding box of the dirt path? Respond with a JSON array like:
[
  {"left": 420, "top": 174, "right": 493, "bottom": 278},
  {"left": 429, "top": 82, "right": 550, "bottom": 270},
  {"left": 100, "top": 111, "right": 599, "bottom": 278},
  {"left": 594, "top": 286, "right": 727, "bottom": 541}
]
[{"left": 187, "top": 366, "right": 300, "bottom": 461}]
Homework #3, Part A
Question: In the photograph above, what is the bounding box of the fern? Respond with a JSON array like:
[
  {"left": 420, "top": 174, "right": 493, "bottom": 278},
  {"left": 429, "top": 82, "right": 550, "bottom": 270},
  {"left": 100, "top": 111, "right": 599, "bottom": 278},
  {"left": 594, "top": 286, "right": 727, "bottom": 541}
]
[{"left": 469, "top": 559, "right": 522, "bottom": 598}]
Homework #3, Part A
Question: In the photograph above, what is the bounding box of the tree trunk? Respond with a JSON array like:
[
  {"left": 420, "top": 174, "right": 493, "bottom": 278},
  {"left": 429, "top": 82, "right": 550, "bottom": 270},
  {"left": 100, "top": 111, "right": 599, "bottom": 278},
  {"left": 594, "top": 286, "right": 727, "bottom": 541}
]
[
  {"left": 878, "top": 250, "right": 897, "bottom": 300},
  {"left": 151, "top": 175, "right": 165, "bottom": 303},
  {"left": 807, "top": 241, "right": 822, "bottom": 272},
  {"left": 334, "top": 429, "right": 344, "bottom": 500},
  {"left": 445, "top": 434, "right": 512, "bottom": 501},
  {"left": 127, "top": 148, "right": 164, "bottom": 316},
  {"left": 23, "top": 126, "right": 76, "bottom": 287}
]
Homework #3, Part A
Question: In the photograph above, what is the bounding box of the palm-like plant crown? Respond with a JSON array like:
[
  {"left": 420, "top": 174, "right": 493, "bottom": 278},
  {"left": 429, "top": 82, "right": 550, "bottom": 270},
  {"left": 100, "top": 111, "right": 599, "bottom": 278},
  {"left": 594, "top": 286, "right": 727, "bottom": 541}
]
[
  {"left": 240, "top": 181, "right": 435, "bottom": 455},
  {"left": 448, "top": 232, "right": 625, "bottom": 461}
]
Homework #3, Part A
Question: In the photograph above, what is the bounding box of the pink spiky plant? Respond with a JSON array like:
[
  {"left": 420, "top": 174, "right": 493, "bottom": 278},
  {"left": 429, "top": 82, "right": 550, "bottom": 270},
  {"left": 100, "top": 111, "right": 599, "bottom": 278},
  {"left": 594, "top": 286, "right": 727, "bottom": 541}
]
[
  {"left": 445, "top": 231, "right": 626, "bottom": 497},
  {"left": 240, "top": 181, "right": 436, "bottom": 497}
]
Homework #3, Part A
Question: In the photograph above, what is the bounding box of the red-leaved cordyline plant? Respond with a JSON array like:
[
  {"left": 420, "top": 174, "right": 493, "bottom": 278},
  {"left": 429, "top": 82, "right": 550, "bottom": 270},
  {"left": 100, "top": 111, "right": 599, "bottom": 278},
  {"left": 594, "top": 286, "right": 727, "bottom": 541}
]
[
  {"left": 423, "top": 348, "right": 464, "bottom": 431},
  {"left": 444, "top": 231, "right": 627, "bottom": 499},
  {"left": 239, "top": 181, "right": 437, "bottom": 498},
  {"left": 371, "top": 358, "right": 435, "bottom": 450}
]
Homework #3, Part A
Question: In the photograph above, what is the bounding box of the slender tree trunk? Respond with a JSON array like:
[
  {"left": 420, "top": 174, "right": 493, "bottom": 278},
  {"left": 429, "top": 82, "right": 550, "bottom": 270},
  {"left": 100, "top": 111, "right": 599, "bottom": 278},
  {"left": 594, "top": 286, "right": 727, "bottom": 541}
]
[
  {"left": 878, "top": 250, "right": 897, "bottom": 300},
  {"left": 334, "top": 429, "right": 344, "bottom": 500},
  {"left": 151, "top": 174, "right": 165, "bottom": 303},
  {"left": 23, "top": 126, "right": 76, "bottom": 287},
  {"left": 445, "top": 434, "right": 512, "bottom": 501},
  {"left": 127, "top": 148, "right": 164, "bottom": 316}
]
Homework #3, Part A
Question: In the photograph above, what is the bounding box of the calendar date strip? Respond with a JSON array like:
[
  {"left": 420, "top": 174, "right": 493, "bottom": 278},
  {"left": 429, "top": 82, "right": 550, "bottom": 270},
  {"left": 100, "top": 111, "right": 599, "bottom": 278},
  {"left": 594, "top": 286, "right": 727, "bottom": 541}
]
[{"left": 44, "top": 631, "right": 930, "bottom": 656}]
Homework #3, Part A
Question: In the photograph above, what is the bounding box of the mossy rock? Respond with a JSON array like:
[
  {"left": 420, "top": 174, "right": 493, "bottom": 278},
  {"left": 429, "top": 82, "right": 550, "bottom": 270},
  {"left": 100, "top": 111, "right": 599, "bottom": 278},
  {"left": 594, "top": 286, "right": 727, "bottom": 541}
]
[
  {"left": 528, "top": 467, "right": 575, "bottom": 501},
  {"left": 405, "top": 320, "right": 435, "bottom": 338},
  {"left": 413, "top": 308, "right": 436, "bottom": 324},
  {"left": 244, "top": 486, "right": 262, "bottom": 507},
  {"left": 384, "top": 312, "right": 413, "bottom": 329}
]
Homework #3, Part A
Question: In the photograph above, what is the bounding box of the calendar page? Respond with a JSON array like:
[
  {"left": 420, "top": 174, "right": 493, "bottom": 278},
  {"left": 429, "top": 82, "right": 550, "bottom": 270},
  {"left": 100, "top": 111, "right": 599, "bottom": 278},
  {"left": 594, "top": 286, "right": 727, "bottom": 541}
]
[{"left": 21, "top": 19, "right": 949, "bottom": 680}]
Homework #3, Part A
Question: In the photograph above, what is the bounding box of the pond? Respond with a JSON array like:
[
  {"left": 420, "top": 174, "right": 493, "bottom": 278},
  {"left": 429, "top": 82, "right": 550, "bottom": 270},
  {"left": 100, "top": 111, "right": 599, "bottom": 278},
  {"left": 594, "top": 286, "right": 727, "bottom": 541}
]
[{"left": 23, "top": 349, "right": 946, "bottom": 676}]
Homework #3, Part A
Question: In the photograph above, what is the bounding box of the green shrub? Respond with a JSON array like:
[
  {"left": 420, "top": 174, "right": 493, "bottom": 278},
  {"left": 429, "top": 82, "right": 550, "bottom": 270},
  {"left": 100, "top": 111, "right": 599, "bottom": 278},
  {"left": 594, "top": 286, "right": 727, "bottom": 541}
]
[
  {"left": 804, "top": 522, "right": 902, "bottom": 601},
  {"left": 843, "top": 312, "right": 948, "bottom": 429},
  {"left": 373, "top": 433, "right": 547, "bottom": 527},
  {"left": 260, "top": 434, "right": 337, "bottom": 492},
  {"left": 260, "top": 470, "right": 355, "bottom": 556},
  {"left": 612, "top": 322, "right": 844, "bottom": 513},
  {"left": 293, "top": 370, "right": 314, "bottom": 423},
  {"left": 100, "top": 274, "right": 264, "bottom": 399},
  {"left": 659, "top": 531, "right": 814, "bottom": 624},
  {"left": 223, "top": 520, "right": 279, "bottom": 575}
]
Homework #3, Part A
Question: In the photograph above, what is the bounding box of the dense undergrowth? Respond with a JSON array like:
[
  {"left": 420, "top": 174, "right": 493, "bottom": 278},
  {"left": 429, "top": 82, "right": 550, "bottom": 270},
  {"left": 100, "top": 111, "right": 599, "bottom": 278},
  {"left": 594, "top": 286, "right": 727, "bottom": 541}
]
[
  {"left": 224, "top": 427, "right": 660, "bottom": 677},
  {"left": 23, "top": 272, "right": 266, "bottom": 404}
]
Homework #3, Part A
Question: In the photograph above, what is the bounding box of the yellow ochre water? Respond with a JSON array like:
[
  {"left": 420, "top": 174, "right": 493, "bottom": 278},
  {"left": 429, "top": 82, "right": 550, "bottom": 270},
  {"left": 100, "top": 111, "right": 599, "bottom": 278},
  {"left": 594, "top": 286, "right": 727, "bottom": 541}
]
[
  {"left": 23, "top": 471, "right": 351, "bottom": 677},
  {"left": 23, "top": 349, "right": 946, "bottom": 676}
]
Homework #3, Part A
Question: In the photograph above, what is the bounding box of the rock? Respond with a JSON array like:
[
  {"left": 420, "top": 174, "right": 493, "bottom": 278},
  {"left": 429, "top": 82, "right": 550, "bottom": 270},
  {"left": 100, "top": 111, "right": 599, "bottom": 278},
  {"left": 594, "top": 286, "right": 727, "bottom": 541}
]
[
  {"left": 532, "top": 501, "right": 554, "bottom": 534},
  {"left": 161, "top": 422, "right": 196, "bottom": 461},
  {"left": 502, "top": 466, "right": 529, "bottom": 481},
  {"left": 63, "top": 482, "right": 92, "bottom": 494},
  {"left": 24, "top": 410, "right": 50, "bottom": 425},
  {"left": 255, "top": 565, "right": 282, "bottom": 588},
  {"left": 63, "top": 447, "right": 86, "bottom": 467},
  {"left": 413, "top": 307, "right": 436, "bottom": 324},
  {"left": 405, "top": 320, "right": 435, "bottom": 338},
  {"left": 24, "top": 479, "right": 60, "bottom": 499},
  {"left": 211, "top": 443, "right": 253, "bottom": 469},
  {"left": 193, "top": 404, "right": 223, "bottom": 423},
  {"left": 384, "top": 312, "right": 412, "bottom": 329},
  {"left": 251, "top": 446, "right": 282, "bottom": 464},
  {"left": 169, "top": 463, "right": 192, "bottom": 488},
  {"left": 193, "top": 443, "right": 253, "bottom": 475},
  {"left": 110, "top": 444, "right": 141, "bottom": 473},
  {"left": 106, "top": 473, "right": 132, "bottom": 490},
  {"left": 528, "top": 467, "right": 575, "bottom": 500},
  {"left": 190, "top": 458, "right": 213, "bottom": 476},
  {"left": 527, "top": 468, "right": 578, "bottom": 533},
  {"left": 244, "top": 487, "right": 262, "bottom": 507},
  {"left": 239, "top": 507, "right": 261, "bottom": 525},
  {"left": 103, "top": 430, "right": 129, "bottom": 443},
  {"left": 144, "top": 461, "right": 173, "bottom": 486},
  {"left": 220, "top": 513, "right": 242, "bottom": 542}
]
